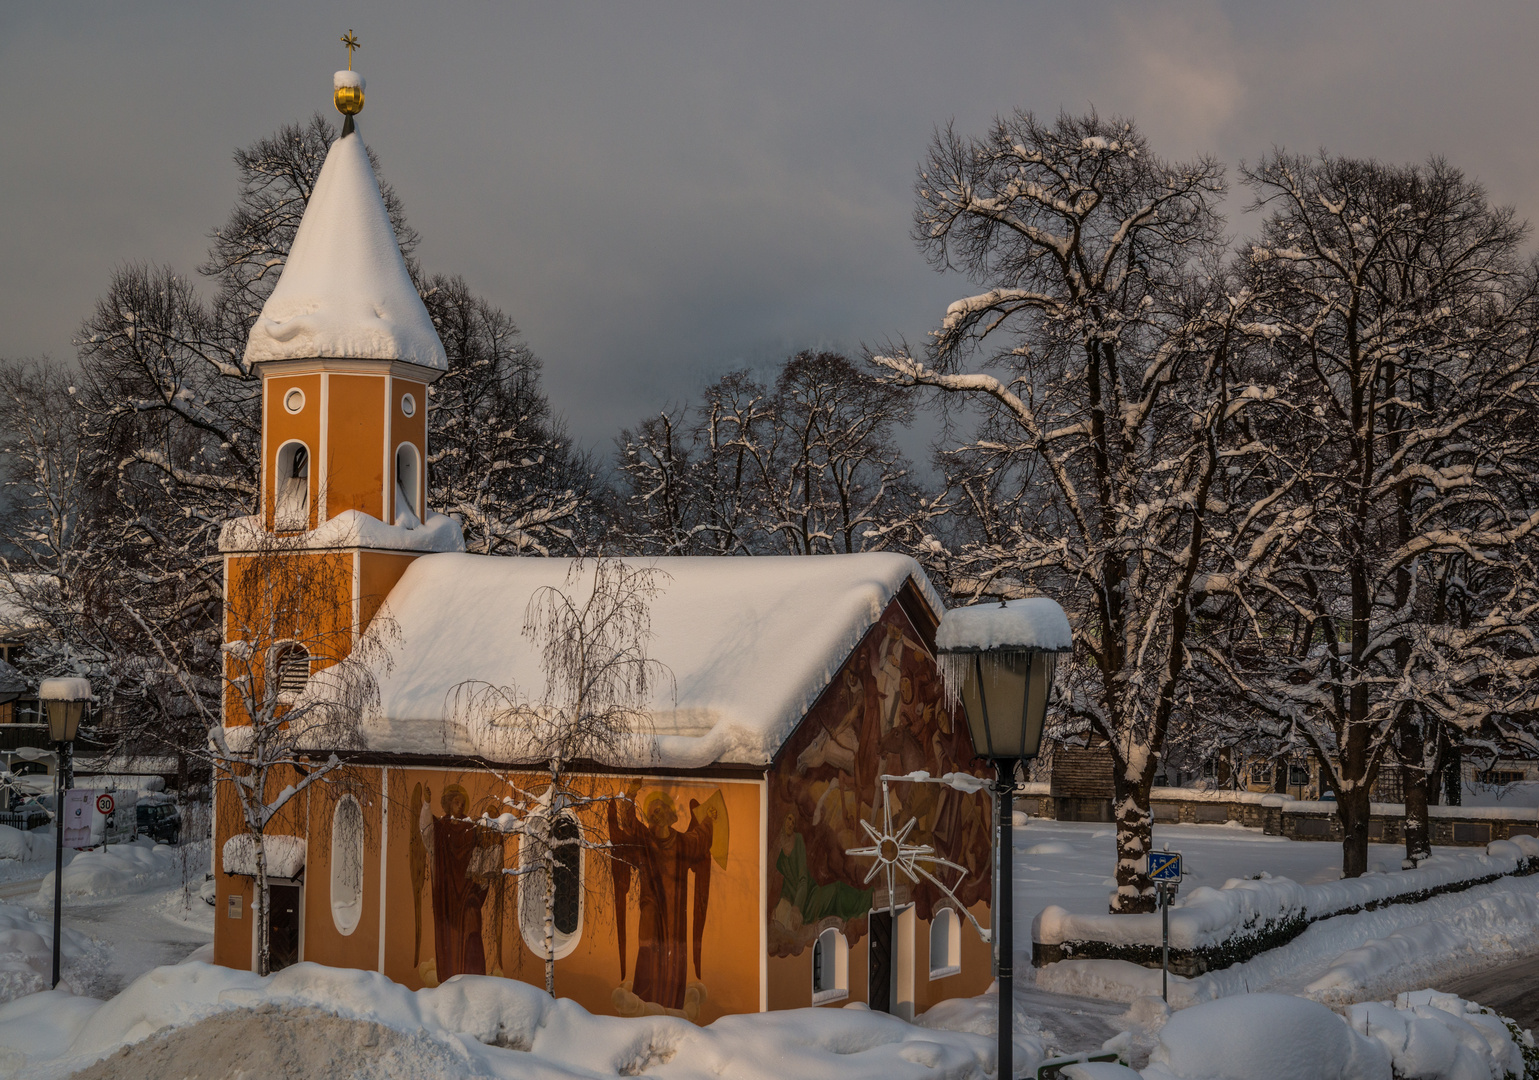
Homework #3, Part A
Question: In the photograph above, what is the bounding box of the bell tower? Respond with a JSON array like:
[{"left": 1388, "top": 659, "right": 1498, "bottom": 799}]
[{"left": 221, "top": 53, "right": 463, "bottom": 673}]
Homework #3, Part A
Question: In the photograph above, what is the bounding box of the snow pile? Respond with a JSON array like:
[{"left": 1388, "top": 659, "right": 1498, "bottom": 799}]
[
  {"left": 0, "top": 961, "right": 1011, "bottom": 1080},
  {"left": 0, "top": 826, "right": 50, "bottom": 862},
  {"left": 40, "top": 838, "right": 198, "bottom": 900},
  {"left": 1348, "top": 990, "right": 1533, "bottom": 1080},
  {"left": 221, "top": 835, "right": 306, "bottom": 879},
  {"left": 1036, "top": 837, "right": 1539, "bottom": 953},
  {"left": 0, "top": 902, "right": 91, "bottom": 1008},
  {"left": 936, "top": 597, "right": 1072, "bottom": 653},
  {"left": 333, "top": 69, "right": 364, "bottom": 91},
  {"left": 356, "top": 551, "right": 944, "bottom": 768},
  {"left": 219, "top": 509, "right": 465, "bottom": 555},
  {"left": 37, "top": 678, "right": 91, "bottom": 703},
  {"left": 243, "top": 126, "right": 447, "bottom": 371},
  {"left": 1142, "top": 993, "right": 1390, "bottom": 1079}
]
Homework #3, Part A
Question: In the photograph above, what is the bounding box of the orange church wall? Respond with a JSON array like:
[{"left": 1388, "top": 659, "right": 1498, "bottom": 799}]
[
  {"left": 358, "top": 551, "right": 422, "bottom": 634},
  {"left": 300, "top": 769, "right": 385, "bottom": 972},
  {"left": 263, "top": 373, "right": 322, "bottom": 532},
  {"left": 325, "top": 374, "right": 387, "bottom": 521},
  {"left": 341, "top": 767, "right": 765, "bottom": 1024},
  {"left": 765, "top": 597, "right": 994, "bottom": 1013}
]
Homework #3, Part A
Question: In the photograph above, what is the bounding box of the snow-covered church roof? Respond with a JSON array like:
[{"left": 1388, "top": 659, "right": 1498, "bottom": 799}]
[
  {"left": 355, "top": 552, "right": 945, "bottom": 769},
  {"left": 243, "top": 124, "right": 447, "bottom": 372}
]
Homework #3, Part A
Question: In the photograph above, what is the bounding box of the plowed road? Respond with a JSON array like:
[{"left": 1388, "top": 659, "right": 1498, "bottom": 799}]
[{"left": 1435, "top": 954, "right": 1539, "bottom": 1030}]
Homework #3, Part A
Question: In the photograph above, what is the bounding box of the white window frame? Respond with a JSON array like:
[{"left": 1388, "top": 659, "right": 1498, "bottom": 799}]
[
  {"left": 516, "top": 813, "right": 584, "bottom": 960},
  {"left": 811, "top": 927, "right": 849, "bottom": 1004},
  {"left": 928, "top": 906, "right": 962, "bottom": 979},
  {"left": 330, "top": 795, "right": 365, "bottom": 936}
]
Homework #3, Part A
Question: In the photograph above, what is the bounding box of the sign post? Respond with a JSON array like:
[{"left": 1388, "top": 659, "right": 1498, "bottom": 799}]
[{"left": 1147, "top": 850, "right": 1182, "bottom": 1002}]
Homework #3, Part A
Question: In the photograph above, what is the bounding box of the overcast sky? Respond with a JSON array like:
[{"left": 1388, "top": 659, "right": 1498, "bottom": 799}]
[{"left": 4, "top": 2, "right": 1538, "bottom": 452}]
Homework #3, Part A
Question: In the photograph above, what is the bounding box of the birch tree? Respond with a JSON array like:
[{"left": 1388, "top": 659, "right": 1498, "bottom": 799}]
[
  {"left": 450, "top": 558, "right": 669, "bottom": 993},
  {"left": 130, "top": 532, "right": 392, "bottom": 974},
  {"left": 870, "top": 111, "right": 1288, "bottom": 913},
  {"left": 1197, "top": 154, "right": 1539, "bottom": 874}
]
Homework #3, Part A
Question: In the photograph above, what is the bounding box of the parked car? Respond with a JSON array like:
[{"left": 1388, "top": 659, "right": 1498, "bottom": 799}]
[{"left": 136, "top": 800, "right": 182, "bottom": 844}]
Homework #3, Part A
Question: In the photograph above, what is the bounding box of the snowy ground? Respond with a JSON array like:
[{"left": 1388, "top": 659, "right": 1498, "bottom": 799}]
[{"left": 0, "top": 821, "right": 1534, "bottom": 1078}]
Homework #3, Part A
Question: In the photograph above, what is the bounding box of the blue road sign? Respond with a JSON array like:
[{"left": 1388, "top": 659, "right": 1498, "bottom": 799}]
[{"left": 1148, "top": 852, "right": 1182, "bottom": 882}]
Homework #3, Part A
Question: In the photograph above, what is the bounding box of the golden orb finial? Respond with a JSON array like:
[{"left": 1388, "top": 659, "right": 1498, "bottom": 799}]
[{"left": 334, "top": 31, "right": 365, "bottom": 116}]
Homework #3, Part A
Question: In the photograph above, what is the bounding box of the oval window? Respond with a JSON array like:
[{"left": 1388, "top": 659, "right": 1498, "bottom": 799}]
[
  {"left": 330, "top": 795, "right": 364, "bottom": 935},
  {"left": 400, "top": 392, "right": 416, "bottom": 418},
  {"left": 284, "top": 388, "right": 305, "bottom": 414}
]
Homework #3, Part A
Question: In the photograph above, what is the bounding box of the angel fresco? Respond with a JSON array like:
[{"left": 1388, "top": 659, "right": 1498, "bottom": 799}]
[
  {"left": 608, "top": 781, "right": 728, "bottom": 1020},
  {"left": 417, "top": 783, "right": 505, "bottom": 986}
]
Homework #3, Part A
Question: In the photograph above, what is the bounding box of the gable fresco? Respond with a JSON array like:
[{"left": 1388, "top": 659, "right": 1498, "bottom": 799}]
[{"left": 768, "top": 599, "right": 992, "bottom": 959}]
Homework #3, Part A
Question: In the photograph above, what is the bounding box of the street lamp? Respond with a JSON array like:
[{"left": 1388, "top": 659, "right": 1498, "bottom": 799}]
[
  {"left": 39, "top": 677, "right": 89, "bottom": 989},
  {"left": 937, "top": 598, "right": 1070, "bottom": 1080}
]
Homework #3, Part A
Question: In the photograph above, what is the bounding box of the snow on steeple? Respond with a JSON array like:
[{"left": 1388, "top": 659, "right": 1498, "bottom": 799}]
[{"left": 244, "top": 73, "right": 446, "bottom": 372}]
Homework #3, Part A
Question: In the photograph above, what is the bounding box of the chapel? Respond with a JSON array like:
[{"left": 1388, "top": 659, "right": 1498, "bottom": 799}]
[{"left": 211, "top": 60, "right": 996, "bottom": 1025}]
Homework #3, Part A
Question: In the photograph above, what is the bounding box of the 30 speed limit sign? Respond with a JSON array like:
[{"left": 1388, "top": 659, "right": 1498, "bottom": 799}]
[{"left": 95, "top": 793, "right": 115, "bottom": 816}]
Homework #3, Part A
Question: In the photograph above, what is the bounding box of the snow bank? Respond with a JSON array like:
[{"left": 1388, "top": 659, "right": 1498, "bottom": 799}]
[
  {"left": 0, "top": 902, "right": 91, "bottom": 1008},
  {"left": 243, "top": 126, "right": 447, "bottom": 371},
  {"left": 221, "top": 835, "right": 306, "bottom": 879},
  {"left": 1142, "top": 993, "right": 1390, "bottom": 1080},
  {"left": 40, "top": 838, "right": 201, "bottom": 900},
  {"left": 1036, "top": 841, "right": 1539, "bottom": 954},
  {"left": 936, "top": 597, "right": 1072, "bottom": 653},
  {"left": 218, "top": 509, "right": 465, "bottom": 554},
  {"left": 0, "top": 827, "right": 50, "bottom": 862},
  {"left": 355, "top": 551, "right": 945, "bottom": 768},
  {"left": 3, "top": 962, "right": 1011, "bottom": 1080},
  {"left": 1347, "top": 990, "right": 1533, "bottom": 1080}
]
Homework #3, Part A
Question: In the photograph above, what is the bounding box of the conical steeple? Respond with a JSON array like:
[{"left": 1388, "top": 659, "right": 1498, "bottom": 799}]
[{"left": 244, "top": 89, "right": 445, "bottom": 372}]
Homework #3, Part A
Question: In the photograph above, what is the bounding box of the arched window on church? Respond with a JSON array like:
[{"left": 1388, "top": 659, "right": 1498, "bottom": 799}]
[
  {"left": 330, "top": 795, "right": 364, "bottom": 936},
  {"left": 928, "top": 906, "right": 961, "bottom": 979},
  {"left": 812, "top": 927, "right": 849, "bottom": 1003},
  {"left": 394, "top": 443, "right": 420, "bottom": 527},
  {"left": 518, "top": 812, "right": 584, "bottom": 958},
  {"left": 275, "top": 441, "right": 310, "bottom": 531},
  {"left": 274, "top": 643, "right": 310, "bottom": 699}
]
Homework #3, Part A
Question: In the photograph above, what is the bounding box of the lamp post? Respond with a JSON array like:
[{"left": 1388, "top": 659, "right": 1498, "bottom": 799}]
[
  {"left": 937, "top": 598, "right": 1070, "bottom": 1080},
  {"left": 39, "top": 678, "right": 89, "bottom": 989}
]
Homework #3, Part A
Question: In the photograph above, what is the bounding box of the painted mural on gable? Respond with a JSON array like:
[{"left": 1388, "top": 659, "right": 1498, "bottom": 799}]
[
  {"left": 393, "top": 770, "right": 752, "bottom": 1024},
  {"left": 767, "top": 602, "right": 992, "bottom": 958}
]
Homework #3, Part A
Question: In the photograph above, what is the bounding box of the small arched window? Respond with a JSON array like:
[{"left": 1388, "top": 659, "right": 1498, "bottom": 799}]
[
  {"left": 330, "top": 795, "right": 364, "bottom": 935},
  {"left": 518, "top": 812, "right": 584, "bottom": 958},
  {"left": 928, "top": 907, "right": 961, "bottom": 979},
  {"left": 274, "top": 441, "right": 310, "bottom": 530},
  {"left": 811, "top": 927, "right": 848, "bottom": 1004},
  {"left": 394, "top": 443, "right": 420, "bottom": 527},
  {"left": 275, "top": 643, "right": 310, "bottom": 698}
]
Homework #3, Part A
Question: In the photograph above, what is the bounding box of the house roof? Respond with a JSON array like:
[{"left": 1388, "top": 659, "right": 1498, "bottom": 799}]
[
  {"left": 353, "top": 551, "right": 945, "bottom": 769},
  {"left": 242, "top": 126, "right": 447, "bottom": 373}
]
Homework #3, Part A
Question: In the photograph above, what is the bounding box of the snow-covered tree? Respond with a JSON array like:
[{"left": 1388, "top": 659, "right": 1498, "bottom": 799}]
[
  {"left": 449, "top": 558, "right": 669, "bottom": 993},
  {"left": 615, "top": 352, "right": 924, "bottom": 557},
  {"left": 1194, "top": 153, "right": 1539, "bottom": 874},
  {"left": 869, "top": 111, "right": 1291, "bottom": 913}
]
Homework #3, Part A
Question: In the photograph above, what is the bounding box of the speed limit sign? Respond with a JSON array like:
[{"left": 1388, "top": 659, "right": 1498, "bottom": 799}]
[{"left": 95, "top": 793, "right": 115, "bottom": 815}]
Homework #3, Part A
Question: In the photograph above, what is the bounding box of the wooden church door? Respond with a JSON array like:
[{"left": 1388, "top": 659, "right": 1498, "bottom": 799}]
[
  {"left": 868, "top": 910, "right": 893, "bottom": 1012},
  {"left": 268, "top": 883, "right": 301, "bottom": 971}
]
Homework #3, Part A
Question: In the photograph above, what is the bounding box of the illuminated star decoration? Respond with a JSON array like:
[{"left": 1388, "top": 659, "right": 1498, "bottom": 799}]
[{"left": 845, "top": 774, "right": 988, "bottom": 940}]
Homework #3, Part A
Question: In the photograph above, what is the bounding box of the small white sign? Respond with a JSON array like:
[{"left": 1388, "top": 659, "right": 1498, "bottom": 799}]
[
  {"left": 227, "top": 894, "right": 242, "bottom": 920},
  {"left": 62, "top": 790, "right": 92, "bottom": 847}
]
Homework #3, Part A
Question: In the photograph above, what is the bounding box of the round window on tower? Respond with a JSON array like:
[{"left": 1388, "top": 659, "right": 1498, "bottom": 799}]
[
  {"left": 284, "top": 388, "right": 305, "bottom": 414},
  {"left": 400, "top": 392, "right": 416, "bottom": 418}
]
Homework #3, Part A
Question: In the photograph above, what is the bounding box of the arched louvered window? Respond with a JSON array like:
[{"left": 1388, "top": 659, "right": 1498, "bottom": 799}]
[{"left": 275, "top": 643, "right": 310, "bottom": 698}]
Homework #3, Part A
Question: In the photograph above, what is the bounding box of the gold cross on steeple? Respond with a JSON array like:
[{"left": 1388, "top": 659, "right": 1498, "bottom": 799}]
[{"left": 341, "top": 30, "right": 361, "bottom": 70}]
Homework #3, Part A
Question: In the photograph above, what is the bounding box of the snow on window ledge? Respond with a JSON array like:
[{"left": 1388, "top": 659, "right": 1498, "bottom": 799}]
[{"left": 219, "top": 508, "right": 465, "bottom": 555}]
